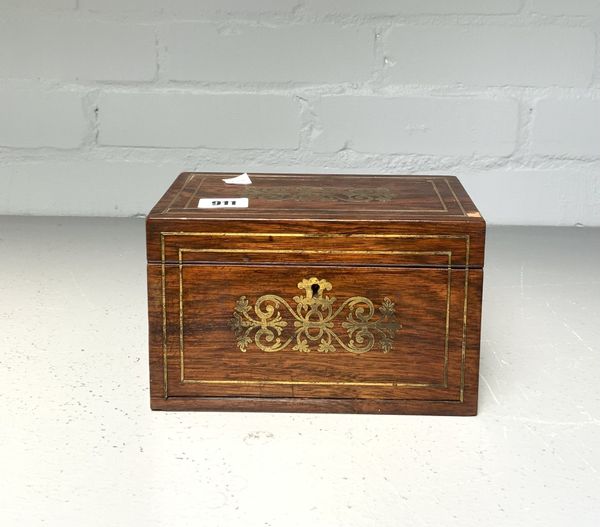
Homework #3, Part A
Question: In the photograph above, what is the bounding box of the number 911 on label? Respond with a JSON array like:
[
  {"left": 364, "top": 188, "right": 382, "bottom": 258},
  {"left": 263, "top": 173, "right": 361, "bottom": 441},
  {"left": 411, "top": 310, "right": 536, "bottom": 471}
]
[{"left": 198, "top": 198, "right": 249, "bottom": 208}]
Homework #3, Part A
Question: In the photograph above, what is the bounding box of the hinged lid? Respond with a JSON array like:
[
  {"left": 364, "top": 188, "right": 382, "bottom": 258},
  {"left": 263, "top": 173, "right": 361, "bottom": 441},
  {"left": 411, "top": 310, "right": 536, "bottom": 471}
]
[
  {"left": 150, "top": 173, "right": 482, "bottom": 221},
  {"left": 147, "top": 173, "right": 485, "bottom": 268}
]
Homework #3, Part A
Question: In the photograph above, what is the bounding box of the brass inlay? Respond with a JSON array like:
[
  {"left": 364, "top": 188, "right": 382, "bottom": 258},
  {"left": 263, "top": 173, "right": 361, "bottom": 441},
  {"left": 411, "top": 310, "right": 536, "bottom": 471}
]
[
  {"left": 460, "top": 236, "right": 470, "bottom": 402},
  {"left": 163, "top": 232, "right": 467, "bottom": 239},
  {"left": 246, "top": 186, "right": 391, "bottom": 203},
  {"left": 160, "top": 235, "right": 168, "bottom": 399},
  {"left": 444, "top": 178, "right": 467, "bottom": 216},
  {"left": 159, "top": 232, "right": 468, "bottom": 400},
  {"left": 230, "top": 277, "right": 400, "bottom": 355},
  {"left": 162, "top": 175, "right": 459, "bottom": 214},
  {"left": 177, "top": 246, "right": 451, "bottom": 387},
  {"left": 164, "top": 173, "right": 192, "bottom": 212}
]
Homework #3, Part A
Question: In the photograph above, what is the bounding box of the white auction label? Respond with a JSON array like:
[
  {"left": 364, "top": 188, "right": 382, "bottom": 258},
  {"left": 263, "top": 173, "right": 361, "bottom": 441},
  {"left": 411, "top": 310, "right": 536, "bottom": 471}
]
[{"left": 198, "top": 197, "right": 249, "bottom": 208}]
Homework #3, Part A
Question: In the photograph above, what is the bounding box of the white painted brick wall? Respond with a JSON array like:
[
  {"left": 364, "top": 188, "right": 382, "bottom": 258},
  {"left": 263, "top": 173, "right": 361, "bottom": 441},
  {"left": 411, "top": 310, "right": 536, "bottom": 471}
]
[
  {"left": 532, "top": 99, "right": 600, "bottom": 157},
  {"left": 460, "top": 169, "right": 600, "bottom": 226},
  {"left": 0, "top": 0, "right": 599, "bottom": 226},
  {"left": 384, "top": 26, "right": 594, "bottom": 87},
  {"left": 163, "top": 24, "right": 374, "bottom": 83},
  {"left": 0, "top": 17, "right": 155, "bottom": 81},
  {"left": 0, "top": 86, "right": 88, "bottom": 148},
  {"left": 98, "top": 92, "right": 300, "bottom": 149},
  {"left": 0, "top": 0, "right": 76, "bottom": 9},
  {"left": 0, "top": 161, "right": 183, "bottom": 216},
  {"left": 527, "top": 0, "right": 600, "bottom": 16},
  {"left": 313, "top": 97, "right": 518, "bottom": 155}
]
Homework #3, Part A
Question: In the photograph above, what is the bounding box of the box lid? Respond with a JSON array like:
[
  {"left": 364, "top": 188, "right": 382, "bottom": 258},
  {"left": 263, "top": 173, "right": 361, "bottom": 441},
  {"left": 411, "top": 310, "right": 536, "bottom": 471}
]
[
  {"left": 149, "top": 172, "right": 483, "bottom": 221},
  {"left": 147, "top": 173, "right": 485, "bottom": 268}
]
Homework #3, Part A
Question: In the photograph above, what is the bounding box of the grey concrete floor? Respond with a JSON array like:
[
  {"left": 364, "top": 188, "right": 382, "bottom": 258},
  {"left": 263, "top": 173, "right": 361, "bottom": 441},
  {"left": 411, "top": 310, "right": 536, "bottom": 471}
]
[{"left": 1, "top": 217, "right": 599, "bottom": 526}]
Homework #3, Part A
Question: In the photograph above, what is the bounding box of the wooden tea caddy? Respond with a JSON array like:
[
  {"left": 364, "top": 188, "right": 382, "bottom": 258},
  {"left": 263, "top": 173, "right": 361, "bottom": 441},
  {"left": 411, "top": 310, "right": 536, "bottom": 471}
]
[{"left": 147, "top": 173, "right": 485, "bottom": 415}]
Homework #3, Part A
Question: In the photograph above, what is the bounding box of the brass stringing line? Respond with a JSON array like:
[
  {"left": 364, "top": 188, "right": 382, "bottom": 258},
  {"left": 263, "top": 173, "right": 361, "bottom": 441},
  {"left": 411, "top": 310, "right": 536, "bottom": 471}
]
[
  {"left": 185, "top": 379, "right": 436, "bottom": 387},
  {"left": 199, "top": 174, "right": 442, "bottom": 180},
  {"left": 427, "top": 179, "right": 449, "bottom": 212},
  {"left": 167, "top": 207, "right": 455, "bottom": 213},
  {"left": 160, "top": 234, "right": 168, "bottom": 399},
  {"left": 161, "top": 233, "right": 469, "bottom": 396},
  {"left": 162, "top": 232, "right": 468, "bottom": 239},
  {"left": 176, "top": 245, "right": 461, "bottom": 392},
  {"left": 460, "top": 235, "right": 471, "bottom": 402},
  {"left": 182, "top": 267, "right": 443, "bottom": 386},
  {"left": 163, "top": 211, "right": 475, "bottom": 218},
  {"left": 163, "top": 173, "right": 193, "bottom": 213},
  {"left": 182, "top": 175, "right": 205, "bottom": 209},
  {"left": 461, "top": 235, "right": 470, "bottom": 400},
  {"left": 443, "top": 178, "right": 468, "bottom": 217},
  {"left": 179, "top": 208, "right": 450, "bottom": 213},
  {"left": 164, "top": 232, "right": 468, "bottom": 399},
  {"left": 180, "top": 249, "right": 447, "bottom": 254},
  {"left": 181, "top": 265, "right": 450, "bottom": 388},
  {"left": 178, "top": 249, "right": 185, "bottom": 382},
  {"left": 444, "top": 253, "right": 452, "bottom": 388},
  {"left": 179, "top": 248, "right": 450, "bottom": 258}
]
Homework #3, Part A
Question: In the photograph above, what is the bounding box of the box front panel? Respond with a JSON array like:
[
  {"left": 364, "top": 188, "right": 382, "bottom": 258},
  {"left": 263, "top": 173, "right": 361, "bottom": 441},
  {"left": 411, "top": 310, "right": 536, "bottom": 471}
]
[{"left": 151, "top": 263, "right": 477, "bottom": 403}]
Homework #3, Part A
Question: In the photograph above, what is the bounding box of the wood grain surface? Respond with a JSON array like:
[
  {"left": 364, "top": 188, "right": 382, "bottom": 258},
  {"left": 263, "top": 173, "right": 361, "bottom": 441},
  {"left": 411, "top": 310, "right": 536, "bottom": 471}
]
[
  {"left": 148, "top": 172, "right": 482, "bottom": 221},
  {"left": 147, "top": 173, "right": 485, "bottom": 415}
]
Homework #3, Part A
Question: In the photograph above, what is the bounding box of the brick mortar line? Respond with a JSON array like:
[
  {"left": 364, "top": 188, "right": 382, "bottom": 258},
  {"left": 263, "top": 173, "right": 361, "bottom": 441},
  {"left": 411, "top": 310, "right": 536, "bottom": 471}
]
[
  {"left": 2, "top": 9, "right": 597, "bottom": 27},
  {"left": 3, "top": 80, "right": 599, "bottom": 96},
  {"left": 2, "top": 147, "right": 600, "bottom": 165}
]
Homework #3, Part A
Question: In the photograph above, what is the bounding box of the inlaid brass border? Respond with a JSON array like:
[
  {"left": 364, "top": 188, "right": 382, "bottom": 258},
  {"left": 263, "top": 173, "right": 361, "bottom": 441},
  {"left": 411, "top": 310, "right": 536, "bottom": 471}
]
[
  {"left": 177, "top": 248, "right": 451, "bottom": 387},
  {"left": 162, "top": 175, "right": 463, "bottom": 215},
  {"left": 159, "top": 233, "right": 470, "bottom": 402},
  {"left": 461, "top": 236, "right": 470, "bottom": 402},
  {"left": 164, "top": 173, "right": 192, "bottom": 212},
  {"left": 444, "top": 177, "right": 467, "bottom": 216}
]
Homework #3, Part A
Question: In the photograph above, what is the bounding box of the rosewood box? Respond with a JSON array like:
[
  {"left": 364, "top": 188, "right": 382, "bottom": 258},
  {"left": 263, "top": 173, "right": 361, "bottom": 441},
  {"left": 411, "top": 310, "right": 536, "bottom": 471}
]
[{"left": 147, "top": 173, "right": 485, "bottom": 415}]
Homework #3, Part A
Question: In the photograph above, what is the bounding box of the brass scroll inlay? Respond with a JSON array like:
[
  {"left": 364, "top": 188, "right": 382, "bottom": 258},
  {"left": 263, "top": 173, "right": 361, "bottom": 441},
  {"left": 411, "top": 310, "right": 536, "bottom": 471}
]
[
  {"left": 246, "top": 186, "right": 391, "bottom": 203},
  {"left": 231, "top": 277, "right": 400, "bottom": 354}
]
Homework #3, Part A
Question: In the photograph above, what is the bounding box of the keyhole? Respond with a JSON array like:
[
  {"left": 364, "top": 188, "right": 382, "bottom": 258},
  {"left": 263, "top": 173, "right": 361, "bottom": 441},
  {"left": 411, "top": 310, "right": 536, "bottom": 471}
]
[{"left": 311, "top": 283, "right": 320, "bottom": 296}]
